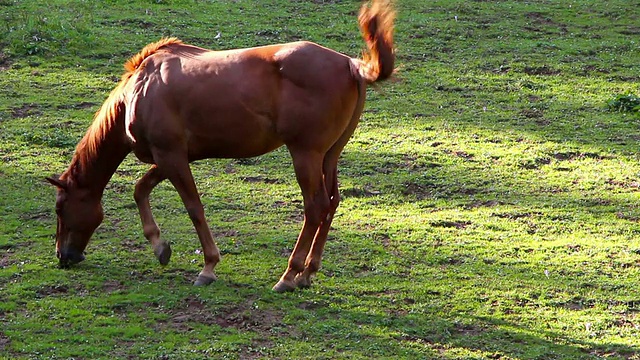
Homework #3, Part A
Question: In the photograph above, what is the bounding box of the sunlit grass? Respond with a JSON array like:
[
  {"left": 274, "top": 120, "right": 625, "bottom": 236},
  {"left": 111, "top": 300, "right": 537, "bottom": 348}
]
[{"left": 1, "top": 0, "right": 640, "bottom": 359}]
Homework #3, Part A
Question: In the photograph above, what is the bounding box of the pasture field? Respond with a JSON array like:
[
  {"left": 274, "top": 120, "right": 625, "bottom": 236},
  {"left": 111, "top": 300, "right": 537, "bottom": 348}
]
[{"left": 1, "top": 0, "right": 640, "bottom": 358}]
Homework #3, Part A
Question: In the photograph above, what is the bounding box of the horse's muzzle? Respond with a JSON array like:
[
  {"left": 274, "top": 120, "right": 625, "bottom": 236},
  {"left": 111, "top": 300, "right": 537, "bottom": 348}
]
[{"left": 57, "top": 249, "right": 86, "bottom": 268}]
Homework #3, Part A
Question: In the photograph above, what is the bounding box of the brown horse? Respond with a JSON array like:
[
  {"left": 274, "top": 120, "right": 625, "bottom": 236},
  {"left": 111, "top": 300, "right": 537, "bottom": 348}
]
[{"left": 46, "top": 0, "right": 395, "bottom": 292}]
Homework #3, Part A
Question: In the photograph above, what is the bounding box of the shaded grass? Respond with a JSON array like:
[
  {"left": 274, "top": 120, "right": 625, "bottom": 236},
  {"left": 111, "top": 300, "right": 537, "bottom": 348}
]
[{"left": 1, "top": 0, "right": 640, "bottom": 359}]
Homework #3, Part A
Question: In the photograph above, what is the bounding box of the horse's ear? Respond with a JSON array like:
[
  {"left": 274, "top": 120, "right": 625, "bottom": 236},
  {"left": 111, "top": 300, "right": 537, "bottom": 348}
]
[{"left": 45, "top": 176, "right": 67, "bottom": 190}]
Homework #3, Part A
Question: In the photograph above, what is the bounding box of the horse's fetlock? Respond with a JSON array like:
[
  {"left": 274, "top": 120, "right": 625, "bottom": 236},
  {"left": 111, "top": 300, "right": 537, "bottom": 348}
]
[
  {"left": 289, "top": 258, "right": 306, "bottom": 274},
  {"left": 143, "top": 224, "right": 160, "bottom": 238},
  {"left": 308, "top": 261, "right": 320, "bottom": 273}
]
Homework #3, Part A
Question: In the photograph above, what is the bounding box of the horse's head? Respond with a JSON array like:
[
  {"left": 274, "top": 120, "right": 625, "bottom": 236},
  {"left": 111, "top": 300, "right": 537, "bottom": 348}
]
[{"left": 46, "top": 176, "right": 104, "bottom": 267}]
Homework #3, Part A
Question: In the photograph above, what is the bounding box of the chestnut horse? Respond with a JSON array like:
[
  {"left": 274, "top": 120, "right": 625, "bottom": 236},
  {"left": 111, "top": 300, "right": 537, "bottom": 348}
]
[{"left": 46, "top": 0, "right": 395, "bottom": 292}]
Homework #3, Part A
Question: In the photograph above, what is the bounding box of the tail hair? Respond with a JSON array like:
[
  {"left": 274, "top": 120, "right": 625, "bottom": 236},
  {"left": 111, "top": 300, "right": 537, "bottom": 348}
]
[{"left": 356, "top": 0, "right": 396, "bottom": 83}]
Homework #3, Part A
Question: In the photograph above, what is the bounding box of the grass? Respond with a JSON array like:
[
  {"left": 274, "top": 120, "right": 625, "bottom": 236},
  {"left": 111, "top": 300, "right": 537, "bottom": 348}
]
[{"left": 1, "top": 0, "right": 640, "bottom": 359}]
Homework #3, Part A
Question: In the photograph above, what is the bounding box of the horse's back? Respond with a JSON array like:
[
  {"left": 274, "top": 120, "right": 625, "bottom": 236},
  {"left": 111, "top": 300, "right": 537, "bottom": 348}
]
[{"left": 126, "top": 40, "right": 360, "bottom": 161}]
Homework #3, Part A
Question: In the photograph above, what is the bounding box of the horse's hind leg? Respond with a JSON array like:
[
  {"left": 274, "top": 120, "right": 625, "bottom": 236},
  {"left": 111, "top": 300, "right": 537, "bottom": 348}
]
[
  {"left": 134, "top": 165, "right": 171, "bottom": 265},
  {"left": 273, "top": 150, "right": 329, "bottom": 292},
  {"left": 294, "top": 160, "right": 340, "bottom": 289},
  {"left": 153, "top": 150, "right": 221, "bottom": 286},
  {"left": 293, "top": 82, "right": 365, "bottom": 289}
]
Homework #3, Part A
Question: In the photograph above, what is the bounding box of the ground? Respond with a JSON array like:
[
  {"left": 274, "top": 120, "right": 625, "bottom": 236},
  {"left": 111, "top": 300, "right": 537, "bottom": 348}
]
[{"left": 1, "top": 0, "right": 639, "bottom": 359}]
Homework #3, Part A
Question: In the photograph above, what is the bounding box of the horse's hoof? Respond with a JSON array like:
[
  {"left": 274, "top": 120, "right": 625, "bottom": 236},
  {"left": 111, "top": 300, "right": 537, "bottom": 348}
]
[
  {"left": 272, "top": 280, "right": 296, "bottom": 293},
  {"left": 154, "top": 242, "right": 172, "bottom": 266},
  {"left": 194, "top": 274, "right": 216, "bottom": 286}
]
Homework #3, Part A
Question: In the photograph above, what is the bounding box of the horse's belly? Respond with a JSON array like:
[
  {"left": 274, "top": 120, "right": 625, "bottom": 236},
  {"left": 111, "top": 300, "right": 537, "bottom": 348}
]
[{"left": 185, "top": 126, "right": 284, "bottom": 160}]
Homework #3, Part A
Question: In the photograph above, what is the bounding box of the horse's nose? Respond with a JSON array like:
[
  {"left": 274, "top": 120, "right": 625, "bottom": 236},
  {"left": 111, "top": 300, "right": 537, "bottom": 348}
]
[{"left": 58, "top": 248, "right": 85, "bottom": 268}]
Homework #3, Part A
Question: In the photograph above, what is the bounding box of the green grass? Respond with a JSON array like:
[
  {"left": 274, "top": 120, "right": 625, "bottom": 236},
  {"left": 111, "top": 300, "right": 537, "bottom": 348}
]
[{"left": 1, "top": 0, "right": 640, "bottom": 359}]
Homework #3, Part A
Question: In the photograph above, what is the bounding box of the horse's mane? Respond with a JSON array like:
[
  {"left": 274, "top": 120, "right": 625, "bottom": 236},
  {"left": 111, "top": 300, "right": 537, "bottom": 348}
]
[
  {"left": 124, "top": 37, "right": 183, "bottom": 73},
  {"left": 70, "top": 38, "right": 183, "bottom": 178}
]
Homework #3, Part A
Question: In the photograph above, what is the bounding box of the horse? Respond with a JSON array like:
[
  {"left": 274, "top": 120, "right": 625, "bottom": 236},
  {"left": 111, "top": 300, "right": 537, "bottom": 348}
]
[{"left": 46, "top": 0, "right": 395, "bottom": 292}]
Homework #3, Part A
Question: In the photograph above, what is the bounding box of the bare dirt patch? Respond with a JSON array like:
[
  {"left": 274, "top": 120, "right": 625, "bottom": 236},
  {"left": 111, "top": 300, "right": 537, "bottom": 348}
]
[
  {"left": 101, "top": 19, "right": 154, "bottom": 29},
  {"left": 401, "top": 182, "right": 432, "bottom": 200},
  {"left": 619, "top": 26, "right": 640, "bottom": 35},
  {"left": 451, "top": 150, "right": 474, "bottom": 160},
  {"left": 211, "top": 301, "right": 285, "bottom": 335},
  {"left": 0, "top": 332, "right": 11, "bottom": 352},
  {"left": 493, "top": 211, "right": 535, "bottom": 220},
  {"left": 465, "top": 200, "right": 502, "bottom": 209},
  {"left": 157, "top": 296, "right": 290, "bottom": 358},
  {"left": 0, "top": 52, "right": 11, "bottom": 71},
  {"left": 342, "top": 186, "right": 380, "bottom": 198},
  {"left": 453, "top": 322, "right": 488, "bottom": 337},
  {"left": 120, "top": 238, "right": 147, "bottom": 253},
  {"left": 159, "top": 296, "right": 288, "bottom": 335},
  {"left": 19, "top": 210, "right": 51, "bottom": 222},
  {"left": 56, "top": 102, "right": 97, "bottom": 110},
  {"left": 167, "top": 297, "right": 212, "bottom": 332},
  {"left": 525, "top": 12, "right": 556, "bottom": 26},
  {"left": 551, "top": 151, "right": 611, "bottom": 161},
  {"left": 297, "top": 300, "right": 327, "bottom": 311},
  {"left": 241, "top": 176, "right": 283, "bottom": 184},
  {"left": 299, "top": 0, "right": 343, "bottom": 4},
  {"left": 0, "top": 250, "right": 16, "bottom": 268},
  {"left": 102, "top": 280, "right": 127, "bottom": 293},
  {"left": 520, "top": 108, "right": 544, "bottom": 119},
  {"left": 523, "top": 65, "right": 561, "bottom": 76},
  {"left": 35, "top": 284, "right": 69, "bottom": 298},
  {"left": 524, "top": 12, "right": 568, "bottom": 34},
  {"left": 430, "top": 220, "right": 472, "bottom": 229},
  {"left": 11, "top": 104, "right": 43, "bottom": 118}
]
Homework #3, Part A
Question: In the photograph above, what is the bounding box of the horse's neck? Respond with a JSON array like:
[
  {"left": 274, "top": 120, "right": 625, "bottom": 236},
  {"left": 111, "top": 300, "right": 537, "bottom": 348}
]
[{"left": 66, "top": 123, "right": 131, "bottom": 197}]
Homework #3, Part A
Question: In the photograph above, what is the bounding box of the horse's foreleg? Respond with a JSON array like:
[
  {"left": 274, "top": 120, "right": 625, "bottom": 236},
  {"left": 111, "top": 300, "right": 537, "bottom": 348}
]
[
  {"left": 273, "top": 151, "right": 329, "bottom": 292},
  {"left": 154, "top": 151, "right": 221, "bottom": 286},
  {"left": 294, "top": 163, "right": 340, "bottom": 289},
  {"left": 134, "top": 165, "right": 172, "bottom": 265}
]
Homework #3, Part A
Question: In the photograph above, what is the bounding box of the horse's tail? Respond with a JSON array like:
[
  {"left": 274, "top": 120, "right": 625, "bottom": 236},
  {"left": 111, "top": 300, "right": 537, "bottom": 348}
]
[{"left": 354, "top": 0, "right": 395, "bottom": 84}]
